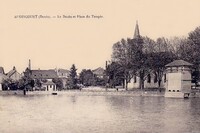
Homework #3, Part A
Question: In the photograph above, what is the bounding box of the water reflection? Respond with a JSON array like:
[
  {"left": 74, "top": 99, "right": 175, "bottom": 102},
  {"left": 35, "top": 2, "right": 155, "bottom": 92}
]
[{"left": 0, "top": 95, "right": 200, "bottom": 133}]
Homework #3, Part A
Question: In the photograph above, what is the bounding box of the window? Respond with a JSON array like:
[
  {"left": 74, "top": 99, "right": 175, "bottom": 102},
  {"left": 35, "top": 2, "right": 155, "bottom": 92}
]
[
  {"left": 164, "top": 74, "right": 167, "bottom": 83},
  {"left": 173, "top": 90, "right": 175, "bottom": 92},
  {"left": 177, "top": 90, "right": 180, "bottom": 92},
  {"left": 154, "top": 73, "right": 158, "bottom": 83},
  {"left": 169, "top": 90, "right": 171, "bottom": 92},
  {"left": 147, "top": 74, "right": 151, "bottom": 83},
  {"left": 134, "top": 76, "right": 137, "bottom": 83}
]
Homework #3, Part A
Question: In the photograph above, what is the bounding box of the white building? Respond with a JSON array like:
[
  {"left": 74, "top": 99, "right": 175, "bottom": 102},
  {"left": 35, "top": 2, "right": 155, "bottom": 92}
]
[
  {"left": 41, "top": 80, "right": 57, "bottom": 91},
  {"left": 165, "top": 60, "right": 193, "bottom": 98}
]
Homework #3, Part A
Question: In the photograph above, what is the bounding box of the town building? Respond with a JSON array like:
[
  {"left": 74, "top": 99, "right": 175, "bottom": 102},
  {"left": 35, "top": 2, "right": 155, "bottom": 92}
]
[
  {"left": 6, "top": 66, "right": 22, "bottom": 81},
  {"left": 29, "top": 69, "right": 58, "bottom": 91},
  {"left": 24, "top": 60, "right": 60, "bottom": 91},
  {"left": 56, "top": 68, "right": 70, "bottom": 78},
  {"left": 41, "top": 80, "right": 57, "bottom": 91}
]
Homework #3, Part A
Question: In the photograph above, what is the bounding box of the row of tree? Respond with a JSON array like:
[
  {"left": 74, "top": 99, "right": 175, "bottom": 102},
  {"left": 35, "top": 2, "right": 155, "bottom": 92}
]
[{"left": 106, "top": 26, "right": 200, "bottom": 89}]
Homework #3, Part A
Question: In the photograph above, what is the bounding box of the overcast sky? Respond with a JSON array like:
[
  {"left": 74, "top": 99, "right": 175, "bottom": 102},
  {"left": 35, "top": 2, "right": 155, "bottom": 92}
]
[{"left": 0, "top": 0, "right": 200, "bottom": 73}]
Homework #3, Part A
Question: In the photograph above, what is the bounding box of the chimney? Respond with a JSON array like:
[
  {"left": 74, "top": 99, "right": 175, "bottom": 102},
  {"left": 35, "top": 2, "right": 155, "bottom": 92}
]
[{"left": 29, "top": 59, "right": 31, "bottom": 70}]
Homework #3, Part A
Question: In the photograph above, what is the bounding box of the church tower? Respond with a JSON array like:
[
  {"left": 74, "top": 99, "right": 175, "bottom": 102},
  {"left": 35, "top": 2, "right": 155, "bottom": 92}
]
[{"left": 132, "top": 21, "right": 143, "bottom": 44}]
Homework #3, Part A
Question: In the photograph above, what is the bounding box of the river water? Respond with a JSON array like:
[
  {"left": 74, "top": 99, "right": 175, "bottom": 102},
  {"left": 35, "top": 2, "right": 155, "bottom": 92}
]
[{"left": 0, "top": 94, "right": 200, "bottom": 133}]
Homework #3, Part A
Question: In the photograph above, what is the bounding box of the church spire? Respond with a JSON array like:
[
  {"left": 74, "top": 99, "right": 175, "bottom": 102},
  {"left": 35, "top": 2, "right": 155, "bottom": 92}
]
[{"left": 133, "top": 20, "right": 140, "bottom": 39}]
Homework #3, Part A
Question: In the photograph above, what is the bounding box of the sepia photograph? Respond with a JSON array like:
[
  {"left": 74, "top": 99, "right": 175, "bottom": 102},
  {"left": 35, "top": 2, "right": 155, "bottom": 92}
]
[{"left": 0, "top": 0, "right": 200, "bottom": 133}]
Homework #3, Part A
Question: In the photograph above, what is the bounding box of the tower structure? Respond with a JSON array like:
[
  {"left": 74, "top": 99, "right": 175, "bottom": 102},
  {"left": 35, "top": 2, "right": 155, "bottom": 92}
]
[
  {"left": 165, "top": 60, "right": 193, "bottom": 98},
  {"left": 132, "top": 21, "right": 143, "bottom": 44}
]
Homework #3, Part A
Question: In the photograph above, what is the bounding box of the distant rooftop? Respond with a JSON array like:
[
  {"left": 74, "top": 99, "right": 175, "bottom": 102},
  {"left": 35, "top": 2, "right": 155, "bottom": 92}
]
[
  {"left": 165, "top": 60, "right": 193, "bottom": 67},
  {"left": 57, "top": 68, "right": 70, "bottom": 74},
  {"left": 42, "top": 80, "right": 56, "bottom": 85},
  {"left": 30, "top": 70, "right": 58, "bottom": 79},
  {"left": 92, "top": 67, "right": 105, "bottom": 76},
  {"left": 7, "top": 66, "right": 19, "bottom": 78}
]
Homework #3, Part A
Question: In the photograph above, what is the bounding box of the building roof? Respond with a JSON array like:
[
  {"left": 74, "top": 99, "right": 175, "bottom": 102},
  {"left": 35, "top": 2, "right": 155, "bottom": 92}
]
[
  {"left": 0, "top": 67, "right": 5, "bottom": 74},
  {"left": 57, "top": 69, "right": 70, "bottom": 74},
  {"left": 30, "top": 70, "right": 58, "bottom": 79},
  {"left": 7, "top": 66, "right": 19, "bottom": 78},
  {"left": 165, "top": 60, "right": 193, "bottom": 67},
  {"left": 42, "top": 80, "right": 56, "bottom": 85},
  {"left": 92, "top": 67, "right": 105, "bottom": 76}
]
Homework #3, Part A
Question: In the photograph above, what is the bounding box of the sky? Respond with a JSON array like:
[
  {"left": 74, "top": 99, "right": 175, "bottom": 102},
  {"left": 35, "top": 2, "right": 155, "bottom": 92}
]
[{"left": 0, "top": 0, "right": 200, "bottom": 73}]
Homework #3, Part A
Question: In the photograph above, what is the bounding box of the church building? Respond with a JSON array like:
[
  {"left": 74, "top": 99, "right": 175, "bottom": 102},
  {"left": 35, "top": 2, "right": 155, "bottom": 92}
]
[{"left": 127, "top": 22, "right": 166, "bottom": 90}]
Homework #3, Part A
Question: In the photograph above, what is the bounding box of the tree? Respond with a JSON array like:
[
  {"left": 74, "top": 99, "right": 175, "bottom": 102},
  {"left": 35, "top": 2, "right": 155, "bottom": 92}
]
[
  {"left": 140, "top": 36, "right": 177, "bottom": 88},
  {"left": 96, "top": 76, "right": 107, "bottom": 86},
  {"left": 188, "top": 26, "right": 200, "bottom": 66},
  {"left": 127, "top": 37, "right": 150, "bottom": 90},
  {"left": 112, "top": 38, "right": 136, "bottom": 89},
  {"left": 67, "top": 64, "right": 78, "bottom": 89},
  {"left": 34, "top": 79, "right": 42, "bottom": 88},
  {"left": 22, "top": 68, "right": 35, "bottom": 90},
  {"left": 186, "top": 26, "right": 200, "bottom": 83},
  {"left": 170, "top": 27, "right": 200, "bottom": 84},
  {"left": 79, "top": 69, "right": 97, "bottom": 86},
  {"left": 147, "top": 52, "right": 175, "bottom": 87},
  {"left": 111, "top": 36, "right": 150, "bottom": 89},
  {"left": 143, "top": 36, "right": 157, "bottom": 54},
  {"left": 52, "top": 78, "right": 63, "bottom": 90},
  {"left": 106, "top": 62, "right": 124, "bottom": 88},
  {"left": 174, "top": 27, "right": 200, "bottom": 66},
  {"left": 2, "top": 78, "right": 12, "bottom": 90},
  {"left": 188, "top": 26, "right": 200, "bottom": 47},
  {"left": 21, "top": 76, "right": 34, "bottom": 91},
  {"left": 2, "top": 75, "right": 35, "bottom": 91}
]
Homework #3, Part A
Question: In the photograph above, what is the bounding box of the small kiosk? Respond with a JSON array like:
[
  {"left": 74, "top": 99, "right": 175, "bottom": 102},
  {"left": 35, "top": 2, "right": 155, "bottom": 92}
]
[{"left": 165, "top": 60, "right": 193, "bottom": 98}]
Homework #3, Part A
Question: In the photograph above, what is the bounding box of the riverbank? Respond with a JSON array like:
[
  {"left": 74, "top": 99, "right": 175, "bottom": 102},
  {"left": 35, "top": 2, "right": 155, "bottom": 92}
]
[
  {"left": 1, "top": 87, "right": 200, "bottom": 98},
  {"left": 0, "top": 89, "right": 165, "bottom": 97}
]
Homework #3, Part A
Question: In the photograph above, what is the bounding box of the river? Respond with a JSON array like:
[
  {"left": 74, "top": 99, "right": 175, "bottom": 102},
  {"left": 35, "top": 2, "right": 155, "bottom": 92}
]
[{"left": 0, "top": 94, "right": 200, "bottom": 133}]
